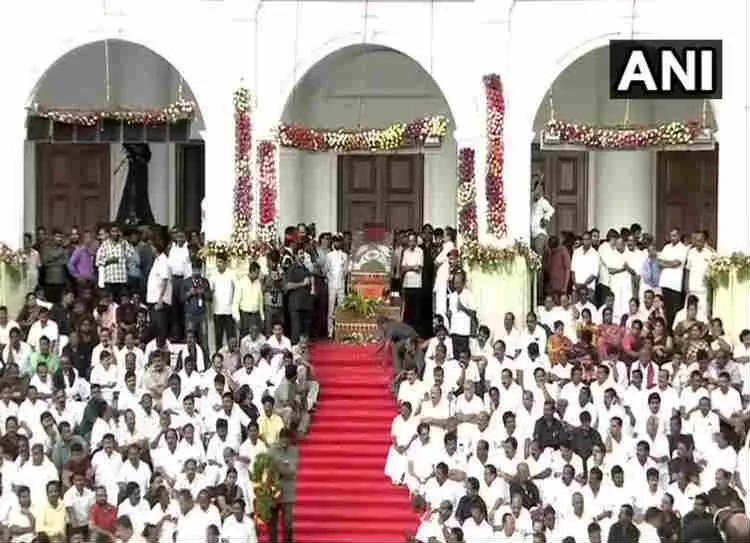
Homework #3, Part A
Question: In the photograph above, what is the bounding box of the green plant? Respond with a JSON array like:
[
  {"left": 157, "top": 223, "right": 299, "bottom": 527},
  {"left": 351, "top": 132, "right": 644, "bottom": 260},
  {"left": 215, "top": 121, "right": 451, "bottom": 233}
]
[
  {"left": 341, "top": 290, "right": 384, "bottom": 318},
  {"left": 251, "top": 453, "right": 282, "bottom": 524}
]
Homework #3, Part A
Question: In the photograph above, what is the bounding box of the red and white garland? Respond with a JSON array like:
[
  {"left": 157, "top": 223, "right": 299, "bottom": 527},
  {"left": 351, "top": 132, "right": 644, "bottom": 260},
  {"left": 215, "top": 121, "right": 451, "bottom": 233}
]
[
  {"left": 483, "top": 74, "right": 507, "bottom": 236},
  {"left": 257, "top": 141, "right": 279, "bottom": 242},
  {"left": 457, "top": 148, "right": 477, "bottom": 240},
  {"left": 232, "top": 87, "right": 253, "bottom": 243}
]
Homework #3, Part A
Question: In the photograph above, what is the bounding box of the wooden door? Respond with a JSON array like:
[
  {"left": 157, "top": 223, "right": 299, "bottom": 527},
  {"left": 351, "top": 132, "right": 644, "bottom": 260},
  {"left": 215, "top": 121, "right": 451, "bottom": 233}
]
[
  {"left": 338, "top": 154, "right": 424, "bottom": 233},
  {"left": 531, "top": 146, "right": 589, "bottom": 238},
  {"left": 656, "top": 150, "right": 718, "bottom": 244},
  {"left": 176, "top": 142, "right": 206, "bottom": 232},
  {"left": 36, "top": 144, "right": 110, "bottom": 231}
]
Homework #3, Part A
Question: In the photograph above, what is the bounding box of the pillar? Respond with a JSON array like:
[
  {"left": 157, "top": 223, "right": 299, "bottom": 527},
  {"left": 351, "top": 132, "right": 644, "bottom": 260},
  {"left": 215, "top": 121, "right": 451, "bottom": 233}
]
[
  {"left": 0, "top": 115, "right": 26, "bottom": 248},
  {"left": 201, "top": 105, "right": 235, "bottom": 242},
  {"left": 502, "top": 104, "right": 534, "bottom": 244}
]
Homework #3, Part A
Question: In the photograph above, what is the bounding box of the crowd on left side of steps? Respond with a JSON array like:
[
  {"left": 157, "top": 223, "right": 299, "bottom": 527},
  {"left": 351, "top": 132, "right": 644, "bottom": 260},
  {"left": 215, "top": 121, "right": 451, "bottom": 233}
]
[{"left": 0, "top": 221, "right": 330, "bottom": 543}]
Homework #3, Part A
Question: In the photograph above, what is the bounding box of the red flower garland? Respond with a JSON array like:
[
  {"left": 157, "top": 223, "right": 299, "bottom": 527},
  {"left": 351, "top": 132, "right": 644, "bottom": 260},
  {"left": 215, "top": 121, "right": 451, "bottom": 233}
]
[
  {"left": 457, "top": 148, "right": 477, "bottom": 240},
  {"left": 257, "top": 141, "right": 279, "bottom": 241},
  {"left": 277, "top": 116, "right": 448, "bottom": 152},
  {"left": 483, "top": 74, "right": 507, "bottom": 236},
  {"left": 232, "top": 88, "right": 253, "bottom": 243}
]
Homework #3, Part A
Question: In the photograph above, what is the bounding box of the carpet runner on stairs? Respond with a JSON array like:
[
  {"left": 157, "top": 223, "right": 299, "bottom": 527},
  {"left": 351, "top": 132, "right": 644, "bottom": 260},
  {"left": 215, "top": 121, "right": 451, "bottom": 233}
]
[{"left": 295, "top": 343, "right": 417, "bottom": 543}]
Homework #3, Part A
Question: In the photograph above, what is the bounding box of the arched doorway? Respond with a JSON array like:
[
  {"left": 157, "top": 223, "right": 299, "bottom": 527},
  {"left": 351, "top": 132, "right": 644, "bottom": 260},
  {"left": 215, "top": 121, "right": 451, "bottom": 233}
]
[
  {"left": 26, "top": 39, "right": 206, "bottom": 235},
  {"left": 277, "top": 44, "right": 456, "bottom": 234},
  {"left": 531, "top": 45, "right": 718, "bottom": 245}
]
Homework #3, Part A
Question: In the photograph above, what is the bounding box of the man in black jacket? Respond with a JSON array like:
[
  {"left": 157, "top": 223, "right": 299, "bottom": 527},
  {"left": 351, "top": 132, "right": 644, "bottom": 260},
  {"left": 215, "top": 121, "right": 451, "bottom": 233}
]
[{"left": 607, "top": 504, "right": 639, "bottom": 543}]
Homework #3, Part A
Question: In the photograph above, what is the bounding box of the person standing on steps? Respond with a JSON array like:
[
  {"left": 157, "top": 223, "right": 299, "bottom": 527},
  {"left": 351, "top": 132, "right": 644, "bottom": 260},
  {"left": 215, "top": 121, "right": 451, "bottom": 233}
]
[
  {"left": 270, "top": 428, "right": 298, "bottom": 543},
  {"left": 325, "top": 233, "right": 349, "bottom": 340},
  {"left": 284, "top": 246, "right": 313, "bottom": 344}
]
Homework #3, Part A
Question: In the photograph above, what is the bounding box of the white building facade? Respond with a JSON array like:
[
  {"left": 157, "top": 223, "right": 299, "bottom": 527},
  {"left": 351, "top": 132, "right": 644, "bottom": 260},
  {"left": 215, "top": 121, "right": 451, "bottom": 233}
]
[{"left": 0, "top": 0, "right": 748, "bottom": 253}]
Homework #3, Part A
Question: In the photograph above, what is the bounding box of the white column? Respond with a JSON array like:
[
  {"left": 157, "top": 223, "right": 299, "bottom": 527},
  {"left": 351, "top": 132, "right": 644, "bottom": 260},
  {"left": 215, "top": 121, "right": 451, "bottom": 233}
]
[
  {"left": 201, "top": 100, "right": 235, "bottom": 242},
  {"left": 717, "top": 128, "right": 750, "bottom": 253},
  {"left": 594, "top": 151, "right": 653, "bottom": 233},
  {"left": 502, "top": 105, "right": 533, "bottom": 244},
  {"left": 0, "top": 116, "right": 26, "bottom": 248}
]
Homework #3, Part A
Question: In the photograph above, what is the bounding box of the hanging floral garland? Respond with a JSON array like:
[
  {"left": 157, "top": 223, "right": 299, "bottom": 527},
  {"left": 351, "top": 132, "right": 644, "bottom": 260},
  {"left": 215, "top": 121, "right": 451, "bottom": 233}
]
[
  {"left": 232, "top": 87, "right": 253, "bottom": 244},
  {"left": 257, "top": 141, "right": 279, "bottom": 242},
  {"left": 483, "top": 74, "right": 507, "bottom": 236},
  {"left": 29, "top": 99, "right": 196, "bottom": 126},
  {"left": 456, "top": 148, "right": 477, "bottom": 240},
  {"left": 541, "top": 119, "right": 712, "bottom": 150},
  {"left": 277, "top": 116, "right": 448, "bottom": 152},
  {"left": 199, "top": 240, "right": 271, "bottom": 261},
  {"left": 461, "top": 239, "right": 542, "bottom": 273},
  {"left": 705, "top": 252, "right": 750, "bottom": 286}
]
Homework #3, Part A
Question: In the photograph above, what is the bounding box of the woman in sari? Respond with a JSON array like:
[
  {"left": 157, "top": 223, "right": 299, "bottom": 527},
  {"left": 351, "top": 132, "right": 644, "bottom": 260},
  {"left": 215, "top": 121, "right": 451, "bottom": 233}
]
[
  {"left": 311, "top": 232, "right": 330, "bottom": 339},
  {"left": 213, "top": 466, "right": 243, "bottom": 519},
  {"left": 597, "top": 307, "right": 624, "bottom": 359},
  {"left": 547, "top": 321, "right": 573, "bottom": 366},
  {"left": 576, "top": 308, "right": 599, "bottom": 344},
  {"left": 651, "top": 317, "right": 674, "bottom": 363},
  {"left": 709, "top": 318, "right": 733, "bottom": 356},
  {"left": 621, "top": 319, "right": 645, "bottom": 362},
  {"left": 682, "top": 322, "right": 711, "bottom": 363}
]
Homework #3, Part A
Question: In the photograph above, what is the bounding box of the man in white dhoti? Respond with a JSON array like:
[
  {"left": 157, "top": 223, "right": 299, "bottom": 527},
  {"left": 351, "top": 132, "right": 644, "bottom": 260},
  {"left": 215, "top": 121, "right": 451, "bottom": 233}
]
[
  {"left": 607, "top": 236, "right": 634, "bottom": 323},
  {"left": 406, "top": 422, "right": 441, "bottom": 494},
  {"left": 385, "top": 401, "right": 418, "bottom": 484},
  {"left": 325, "top": 234, "right": 349, "bottom": 339}
]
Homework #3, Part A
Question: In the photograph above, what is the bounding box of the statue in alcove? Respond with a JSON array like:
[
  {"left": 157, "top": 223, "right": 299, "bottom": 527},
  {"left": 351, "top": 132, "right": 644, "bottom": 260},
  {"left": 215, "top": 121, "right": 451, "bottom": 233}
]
[{"left": 116, "top": 143, "right": 155, "bottom": 226}]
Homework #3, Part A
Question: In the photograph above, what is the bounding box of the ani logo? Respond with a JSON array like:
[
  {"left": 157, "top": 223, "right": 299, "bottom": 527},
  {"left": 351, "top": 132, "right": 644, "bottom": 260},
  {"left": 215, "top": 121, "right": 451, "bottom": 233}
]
[{"left": 609, "top": 40, "right": 722, "bottom": 100}]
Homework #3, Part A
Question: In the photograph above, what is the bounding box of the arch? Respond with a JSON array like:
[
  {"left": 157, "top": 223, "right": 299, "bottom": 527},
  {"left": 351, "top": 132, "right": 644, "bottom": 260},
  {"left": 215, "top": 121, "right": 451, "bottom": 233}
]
[
  {"left": 269, "top": 31, "right": 474, "bottom": 135},
  {"left": 24, "top": 36, "right": 207, "bottom": 127},
  {"left": 529, "top": 32, "right": 721, "bottom": 132}
]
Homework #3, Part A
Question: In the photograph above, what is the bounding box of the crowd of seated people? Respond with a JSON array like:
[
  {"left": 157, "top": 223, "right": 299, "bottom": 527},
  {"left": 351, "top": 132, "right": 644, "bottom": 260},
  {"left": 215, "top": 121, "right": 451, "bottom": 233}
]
[
  {"left": 381, "top": 222, "right": 750, "bottom": 543},
  {"left": 0, "top": 223, "right": 323, "bottom": 542}
]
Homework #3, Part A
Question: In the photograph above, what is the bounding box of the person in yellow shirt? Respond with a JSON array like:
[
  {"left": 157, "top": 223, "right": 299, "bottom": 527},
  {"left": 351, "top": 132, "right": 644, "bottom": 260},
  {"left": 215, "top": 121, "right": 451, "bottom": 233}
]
[
  {"left": 36, "top": 480, "right": 67, "bottom": 542},
  {"left": 259, "top": 396, "right": 285, "bottom": 445},
  {"left": 233, "top": 262, "right": 265, "bottom": 338}
]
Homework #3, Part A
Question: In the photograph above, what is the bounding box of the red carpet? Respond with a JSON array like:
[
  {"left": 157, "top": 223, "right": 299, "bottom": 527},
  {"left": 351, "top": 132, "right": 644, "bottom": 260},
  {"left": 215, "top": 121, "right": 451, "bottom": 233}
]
[{"left": 295, "top": 343, "right": 416, "bottom": 543}]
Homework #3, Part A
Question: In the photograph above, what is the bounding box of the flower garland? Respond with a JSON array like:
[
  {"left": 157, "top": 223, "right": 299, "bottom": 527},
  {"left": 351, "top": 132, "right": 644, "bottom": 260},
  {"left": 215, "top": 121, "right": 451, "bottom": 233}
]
[
  {"left": 456, "top": 148, "right": 477, "bottom": 240},
  {"left": 0, "top": 244, "right": 28, "bottom": 269},
  {"left": 461, "top": 239, "right": 542, "bottom": 273},
  {"left": 705, "top": 252, "right": 750, "bottom": 286},
  {"left": 257, "top": 141, "right": 279, "bottom": 242},
  {"left": 199, "top": 240, "right": 270, "bottom": 261},
  {"left": 30, "top": 99, "right": 196, "bottom": 126},
  {"left": 232, "top": 87, "right": 253, "bottom": 244},
  {"left": 277, "top": 116, "right": 448, "bottom": 152},
  {"left": 542, "top": 119, "right": 711, "bottom": 150},
  {"left": 483, "top": 74, "right": 507, "bottom": 236},
  {"left": 251, "top": 453, "right": 283, "bottom": 525}
]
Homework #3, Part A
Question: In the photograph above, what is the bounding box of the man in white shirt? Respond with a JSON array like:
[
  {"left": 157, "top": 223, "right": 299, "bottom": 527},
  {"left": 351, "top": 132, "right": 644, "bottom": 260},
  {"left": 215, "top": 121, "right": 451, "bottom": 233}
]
[
  {"left": 685, "top": 231, "right": 713, "bottom": 316},
  {"left": 210, "top": 256, "right": 236, "bottom": 351},
  {"left": 531, "top": 179, "right": 555, "bottom": 256},
  {"left": 146, "top": 236, "right": 173, "bottom": 341},
  {"left": 0, "top": 306, "right": 19, "bottom": 349},
  {"left": 325, "top": 234, "right": 349, "bottom": 339},
  {"left": 447, "top": 270, "right": 474, "bottom": 358},
  {"left": 658, "top": 228, "right": 688, "bottom": 327},
  {"left": 571, "top": 231, "right": 600, "bottom": 294},
  {"left": 26, "top": 307, "right": 59, "bottom": 353},
  {"left": 401, "top": 233, "right": 425, "bottom": 336},
  {"left": 221, "top": 497, "right": 257, "bottom": 542}
]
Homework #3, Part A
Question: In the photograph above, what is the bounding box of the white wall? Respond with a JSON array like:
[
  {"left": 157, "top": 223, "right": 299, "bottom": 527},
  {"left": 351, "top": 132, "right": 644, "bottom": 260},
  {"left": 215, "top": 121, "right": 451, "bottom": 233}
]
[
  {"left": 278, "top": 48, "right": 457, "bottom": 231},
  {"left": 531, "top": 47, "right": 714, "bottom": 235}
]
